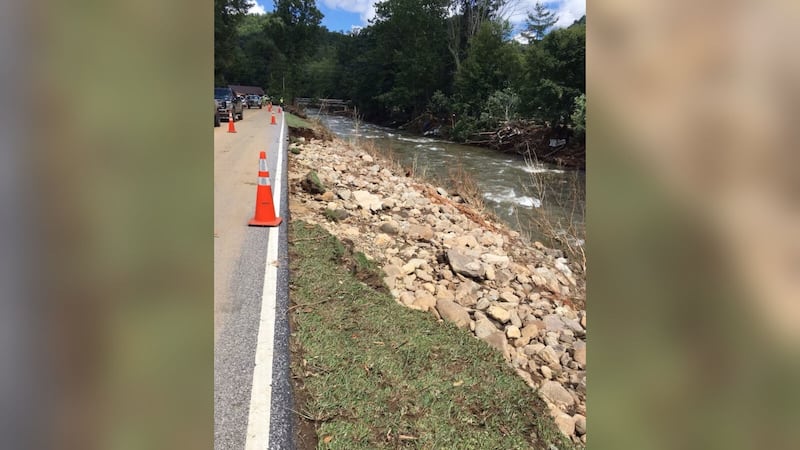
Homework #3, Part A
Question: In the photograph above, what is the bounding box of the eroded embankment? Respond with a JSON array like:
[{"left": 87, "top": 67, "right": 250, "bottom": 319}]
[{"left": 287, "top": 132, "right": 587, "bottom": 445}]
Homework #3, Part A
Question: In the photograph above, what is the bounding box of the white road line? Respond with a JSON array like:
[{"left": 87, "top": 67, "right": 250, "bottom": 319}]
[{"left": 244, "top": 113, "right": 285, "bottom": 450}]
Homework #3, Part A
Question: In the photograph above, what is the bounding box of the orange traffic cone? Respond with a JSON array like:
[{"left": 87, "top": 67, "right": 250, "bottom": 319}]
[
  {"left": 227, "top": 111, "right": 237, "bottom": 133},
  {"left": 268, "top": 103, "right": 272, "bottom": 112},
  {"left": 271, "top": 113, "right": 276, "bottom": 125},
  {"left": 248, "top": 151, "right": 282, "bottom": 227},
  {"left": 277, "top": 106, "right": 282, "bottom": 114}
]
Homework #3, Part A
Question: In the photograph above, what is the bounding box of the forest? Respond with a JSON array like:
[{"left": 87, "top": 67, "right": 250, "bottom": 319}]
[{"left": 215, "top": 0, "right": 585, "bottom": 160}]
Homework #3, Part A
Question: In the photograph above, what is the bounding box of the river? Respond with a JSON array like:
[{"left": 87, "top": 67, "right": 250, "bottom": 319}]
[{"left": 309, "top": 111, "right": 585, "bottom": 248}]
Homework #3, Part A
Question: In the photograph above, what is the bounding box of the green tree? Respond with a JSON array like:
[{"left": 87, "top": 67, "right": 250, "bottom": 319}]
[
  {"left": 454, "top": 20, "right": 518, "bottom": 118},
  {"left": 522, "top": 1, "right": 558, "bottom": 42},
  {"left": 368, "top": 0, "right": 451, "bottom": 120},
  {"left": 519, "top": 17, "right": 585, "bottom": 125},
  {"left": 570, "top": 93, "right": 585, "bottom": 139},
  {"left": 272, "top": 0, "right": 323, "bottom": 98},
  {"left": 215, "top": 0, "right": 252, "bottom": 85}
]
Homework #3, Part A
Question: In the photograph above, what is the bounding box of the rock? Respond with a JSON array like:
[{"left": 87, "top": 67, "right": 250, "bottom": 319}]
[
  {"left": 487, "top": 305, "right": 511, "bottom": 323},
  {"left": 301, "top": 171, "right": 325, "bottom": 194},
  {"left": 475, "top": 298, "right": 490, "bottom": 310},
  {"left": 379, "top": 222, "right": 400, "bottom": 235},
  {"left": 499, "top": 291, "right": 520, "bottom": 303},
  {"left": 446, "top": 249, "right": 485, "bottom": 279},
  {"left": 506, "top": 325, "right": 521, "bottom": 339},
  {"left": 554, "top": 414, "right": 576, "bottom": 436},
  {"left": 401, "top": 258, "right": 426, "bottom": 275},
  {"left": 484, "top": 264, "right": 496, "bottom": 280},
  {"left": 398, "top": 291, "right": 415, "bottom": 306},
  {"left": 361, "top": 154, "right": 373, "bottom": 163},
  {"left": 523, "top": 343, "right": 545, "bottom": 356},
  {"left": 494, "top": 269, "right": 514, "bottom": 284},
  {"left": 559, "top": 331, "right": 575, "bottom": 344},
  {"left": 321, "top": 191, "right": 335, "bottom": 202},
  {"left": 509, "top": 309, "right": 522, "bottom": 328},
  {"left": 481, "top": 254, "right": 510, "bottom": 268},
  {"left": 336, "top": 189, "right": 352, "bottom": 201},
  {"left": 414, "top": 268, "right": 432, "bottom": 282},
  {"left": 324, "top": 208, "right": 350, "bottom": 222},
  {"left": 435, "top": 286, "right": 455, "bottom": 301},
  {"left": 580, "top": 313, "right": 586, "bottom": 329},
  {"left": 540, "top": 365, "right": 553, "bottom": 379},
  {"left": 572, "top": 341, "right": 586, "bottom": 367},
  {"left": 574, "top": 414, "right": 586, "bottom": 435},
  {"left": 436, "top": 187, "right": 448, "bottom": 197},
  {"left": 543, "top": 314, "right": 566, "bottom": 332},
  {"left": 407, "top": 224, "right": 434, "bottom": 242},
  {"left": 435, "top": 299, "right": 471, "bottom": 329},
  {"left": 454, "top": 280, "right": 480, "bottom": 306},
  {"left": 482, "top": 331, "right": 510, "bottom": 359},
  {"left": 539, "top": 380, "right": 575, "bottom": 408},
  {"left": 383, "top": 264, "right": 403, "bottom": 279},
  {"left": 474, "top": 318, "right": 498, "bottom": 339},
  {"left": 411, "top": 291, "right": 436, "bottom": 311},
  {"left": 352, "top": 190, "right": 383, "bottom": 212},
  {"left": 374, "top": 233, "right": 393, "bottom": 247},
  {"left": 537, "top": 346, "right": 561, "bottom": 366}
]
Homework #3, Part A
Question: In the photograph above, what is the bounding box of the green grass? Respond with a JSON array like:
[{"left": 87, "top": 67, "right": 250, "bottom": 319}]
[
  {"left": 286, "top": 112, "right": 314, "bottom": 129},
  {"left": 289, "top": 221, "right": 576, "bottom": 449}
]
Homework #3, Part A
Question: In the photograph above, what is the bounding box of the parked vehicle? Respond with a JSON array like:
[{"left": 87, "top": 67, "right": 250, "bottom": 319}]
[
  {"left": 246, "top": 95, "right": 262, "bottom": 109},
  {"left": 214, "top": 87, "right": 244, "bottom": 121},
  {"left": 214, "top": 98, "right": 221, "bottom": 127}
]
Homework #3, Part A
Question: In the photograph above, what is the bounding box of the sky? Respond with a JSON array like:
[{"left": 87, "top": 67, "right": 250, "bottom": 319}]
[{"left": 248, "top": 0, "right": 585, "bottom": 34}]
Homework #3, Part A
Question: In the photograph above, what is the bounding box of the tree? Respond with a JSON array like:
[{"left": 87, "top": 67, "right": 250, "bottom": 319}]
[
  {"left": 215, "top": 0, "right": 252, "bottom": 84},
  {"left": 522, "top": 1, "right": 558, "bottom": 42},
  {"left": 519, "top": 18, "right": 585, "bottom": 125},
  {"left": 454, "top": 20, "right": 518, "bottom": 117}
]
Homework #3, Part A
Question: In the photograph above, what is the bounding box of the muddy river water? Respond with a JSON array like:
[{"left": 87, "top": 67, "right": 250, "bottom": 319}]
[{"left": 310, "top": 111, "right": 585, "bottom": 248}]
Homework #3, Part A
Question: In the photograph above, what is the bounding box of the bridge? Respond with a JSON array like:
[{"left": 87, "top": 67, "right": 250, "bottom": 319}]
[{"left": 295, "top": 98, "right": 353, "bottom": 115}]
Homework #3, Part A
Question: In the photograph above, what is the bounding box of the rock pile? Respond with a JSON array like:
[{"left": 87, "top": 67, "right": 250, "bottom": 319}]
[{"left": 288, "top": 138, "right": 587, "bottom": 445}]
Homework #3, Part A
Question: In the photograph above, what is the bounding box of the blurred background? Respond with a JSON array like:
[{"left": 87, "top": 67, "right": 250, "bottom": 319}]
[
  {"left": 0, "top": 1, "right": 213, "bottom": 449},
  {"left": 0, "top": 0, "right": 798, "bottom": 449},
  {"left": 589, "top": 0, "right": 800, "bottom": 448}
]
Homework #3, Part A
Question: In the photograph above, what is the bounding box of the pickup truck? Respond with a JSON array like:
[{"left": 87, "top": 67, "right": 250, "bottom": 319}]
[
  {"left": 246, "top": 95, "right": 263, "bottom": 109},
  {"left": 214, "top": 87, "right": 244, "bottom": 121}
]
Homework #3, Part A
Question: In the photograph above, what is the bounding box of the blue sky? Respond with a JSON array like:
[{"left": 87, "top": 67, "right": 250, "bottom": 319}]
[{"left": 248, "top": 0, "right": 585, "bottom": 34}]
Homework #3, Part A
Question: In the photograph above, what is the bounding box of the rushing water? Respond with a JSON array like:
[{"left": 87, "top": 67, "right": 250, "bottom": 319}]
[{"left": 310, "top": 111, "right": 585, "bottom": 247}]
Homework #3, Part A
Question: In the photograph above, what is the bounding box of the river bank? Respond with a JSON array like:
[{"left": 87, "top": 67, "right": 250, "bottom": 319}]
[{"left": 286, "top": 125, "right": 587, "bottom": 445}]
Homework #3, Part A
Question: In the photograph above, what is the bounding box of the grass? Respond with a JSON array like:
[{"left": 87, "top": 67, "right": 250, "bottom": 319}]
[
  {"left": 289, "top": 220, "right": 576, "bottom": 449},
  {"left": 286, "top": 112, "right": 315, "bottom": 130}
]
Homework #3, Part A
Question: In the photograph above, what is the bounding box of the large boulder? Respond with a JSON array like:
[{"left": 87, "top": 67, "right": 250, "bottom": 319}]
[
  {"left": 352, "top": 190, "right": 383, "bottom": 212},
  {"left": 301, "top": 170, "right": 325, "bottom": 194},
  {"left": 435, "top": 299, "right": 471, "bottom": 329},
  {"left": 447, "top": 249, "right": 485, "bottom": 280}
]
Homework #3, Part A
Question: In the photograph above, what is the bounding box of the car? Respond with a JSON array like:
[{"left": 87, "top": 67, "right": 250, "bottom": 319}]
[
  {"left": 214, "top": 87, "right": 244, "bottom": 121},
  {"left": 246, "top": 94, "right": 263, "bottom": 109},
  {"left": 214, "top": 99, "right": 221, "bottom": 127}
]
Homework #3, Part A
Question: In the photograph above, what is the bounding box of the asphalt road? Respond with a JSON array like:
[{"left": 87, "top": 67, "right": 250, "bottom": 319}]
[{"left": 214, "top": 106, "right": 293, "bottom": 449}]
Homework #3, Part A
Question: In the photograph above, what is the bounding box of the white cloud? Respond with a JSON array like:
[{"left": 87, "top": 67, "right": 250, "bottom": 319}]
[
  {"left": 248, "top": 1, "right": 266, "bottom": 15},
  {"left": 320, "top": 0, "right": 378, "bottom": 23},
  {"left": 506, "top": 0, "right": 585, "bottom": 30},
  {"left": 512, "top": 33, "right": 530, "bottom": 45}
]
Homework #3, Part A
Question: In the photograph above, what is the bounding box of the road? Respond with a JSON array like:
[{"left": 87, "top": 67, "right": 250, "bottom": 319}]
[{"left": 214, "top": 106, "right": 293, "bottom": 449}]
